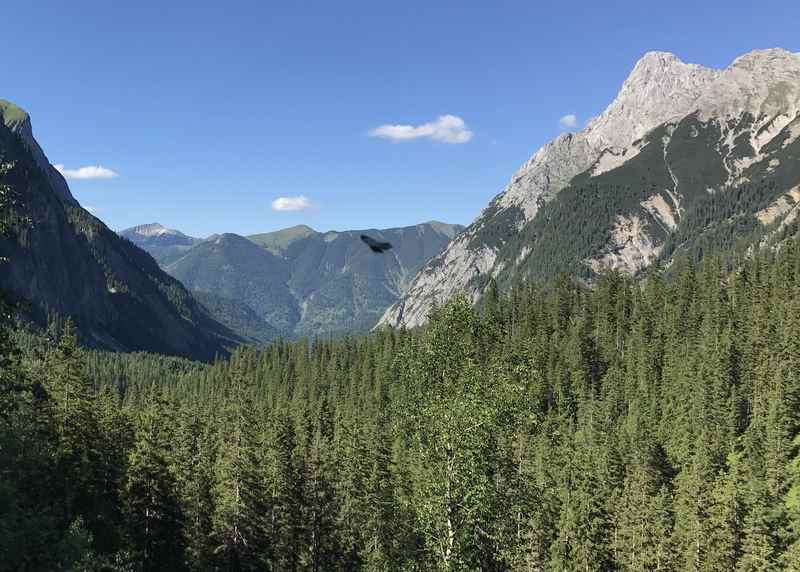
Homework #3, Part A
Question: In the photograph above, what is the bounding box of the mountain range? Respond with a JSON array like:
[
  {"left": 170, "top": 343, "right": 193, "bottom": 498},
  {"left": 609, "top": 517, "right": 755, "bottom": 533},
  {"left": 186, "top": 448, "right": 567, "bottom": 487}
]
[
  {"left": 3, "top": 47, "right": 799, "bottom": 352},
  {"left": 379, "top": 48, "right": 800, "bottom": 328},
  {"left": 0, "top": 100, "right": 236, "bottom": 360},
  {"left": 121, "top": 221, "right": 462, "bottom": 340}
]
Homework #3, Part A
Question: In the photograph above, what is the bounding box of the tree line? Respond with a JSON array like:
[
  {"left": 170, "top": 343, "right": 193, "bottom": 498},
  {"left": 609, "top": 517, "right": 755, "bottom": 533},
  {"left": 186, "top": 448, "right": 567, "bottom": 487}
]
[{"left": 2, "top": 233, "right": 800, "bottom": 570}]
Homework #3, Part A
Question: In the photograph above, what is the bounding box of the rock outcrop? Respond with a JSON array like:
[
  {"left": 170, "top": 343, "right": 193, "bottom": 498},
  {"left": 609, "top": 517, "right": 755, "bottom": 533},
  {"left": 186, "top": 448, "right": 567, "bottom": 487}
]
[{"left": 379, "top": 48, "right": 800, "bottom": 329}]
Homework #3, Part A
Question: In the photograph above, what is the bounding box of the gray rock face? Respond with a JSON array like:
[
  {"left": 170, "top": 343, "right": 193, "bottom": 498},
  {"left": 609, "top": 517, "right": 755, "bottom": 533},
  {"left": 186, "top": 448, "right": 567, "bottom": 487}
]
[{"left": 379, "top": 48, "right": 800, "bottom": 329}]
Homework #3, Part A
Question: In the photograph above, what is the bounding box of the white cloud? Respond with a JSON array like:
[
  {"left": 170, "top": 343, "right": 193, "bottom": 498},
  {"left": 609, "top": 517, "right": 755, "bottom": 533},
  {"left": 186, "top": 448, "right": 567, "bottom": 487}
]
[
  {"left": 369, "top": 114, "right": 474, "bottom": 144},
  {"left": 84, "top": 206, "right": 100, "bottom": 214},
  {"left": 54, "top": 164, "right": 118, "bottom": 180},
  {"left": 559, "top": 114, "right": 578, "bottom": 129},
  {"left": 272, "top": 195, "right": 314, "bottom": 212}
]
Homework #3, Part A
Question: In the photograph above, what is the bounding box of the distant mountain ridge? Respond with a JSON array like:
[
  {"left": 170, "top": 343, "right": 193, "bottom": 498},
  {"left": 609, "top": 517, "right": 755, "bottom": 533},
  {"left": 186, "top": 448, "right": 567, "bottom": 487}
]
[
  {"left": 379, "top": 48, "right": 800, "bottom": 329},
  {"left": 248, "top": 224, "right": 316, "bottom": 255},
  {"left": 119, "top": 223, "right": 202, "bottom": 265},
  {"left": 0, "top": 101, "right": 236, "bottom": 360},
  {"left": 125, "top": 222, "right": 190, "bottom": 238},
  {"left": 123, "top": 221, "right": 463, "bottom": 339}
]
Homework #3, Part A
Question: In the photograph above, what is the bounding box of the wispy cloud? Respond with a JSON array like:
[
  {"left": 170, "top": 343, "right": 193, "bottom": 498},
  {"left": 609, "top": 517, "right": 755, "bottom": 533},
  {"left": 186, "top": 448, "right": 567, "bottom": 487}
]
[
  {"left": 54, "top": 164, "right": 118, "bottom": 180},
  {"left": 559, "top": 114, "right": 578, "bottom": 129},
  {"left": 84, "top": 206, "right": 101, "bottom": 214},
  {"left": 369, "top": 114, "right": 473, "bottom": 144},
  {"left": 272, "top": 195, "right": 314, "bottom": 212}
]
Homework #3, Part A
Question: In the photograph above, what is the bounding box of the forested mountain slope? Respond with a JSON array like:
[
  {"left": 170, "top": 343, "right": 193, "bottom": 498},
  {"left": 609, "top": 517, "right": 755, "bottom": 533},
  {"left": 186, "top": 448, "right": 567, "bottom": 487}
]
[
  {"left": 380, "top": 48, "right": 800, "bottom": 329},
  {"left": 0, "top": 100, "right": 235, "bottom": 360},
  {"left": 3, "top": 229, "right": 800, "bottom": 569},
  {"left": 124, "top": 221, "right": 462, "bottom": 339},
  {"left": 164, "top": 233, "right": 298, "bottom": 335}
]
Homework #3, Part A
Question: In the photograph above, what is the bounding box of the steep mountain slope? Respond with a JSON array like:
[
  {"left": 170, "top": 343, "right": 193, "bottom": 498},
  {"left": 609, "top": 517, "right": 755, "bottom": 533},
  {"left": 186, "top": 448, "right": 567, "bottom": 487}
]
[
  {"left": 119, "top": 223, "right": 201, "bottom": 265},
  {"left": 164, "top": 233, "right": 299, "bottom": 334},
  {"left": 0, "top": 101, "right": 236, "bottom": 360},
  {"left": 379, "top": 48, "right": 800, "bottom": 328},
  {"left": 190, "top": 290, "right": 280, "bottom": 345},
  {"left": 1, "top": 99, "right": 77, "bottom": 206},
  {"left": 129, "top": 221, "right": 461, "bottom": 338},
  {"left": 285, "top": 222, "right": 462, "bottom": 336}
]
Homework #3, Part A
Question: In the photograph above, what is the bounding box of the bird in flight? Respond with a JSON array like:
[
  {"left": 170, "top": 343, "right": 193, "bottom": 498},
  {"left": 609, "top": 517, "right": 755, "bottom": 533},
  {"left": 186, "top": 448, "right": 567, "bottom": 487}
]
[{"left": 360, "top": 234, "right": 392, "bottom": 253}]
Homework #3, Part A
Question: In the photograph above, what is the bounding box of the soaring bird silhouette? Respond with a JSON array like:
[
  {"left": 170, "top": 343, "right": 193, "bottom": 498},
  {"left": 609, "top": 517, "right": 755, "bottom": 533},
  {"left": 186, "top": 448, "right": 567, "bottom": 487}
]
[{"left": 360, "top": 234, "right": 392, "bottom": 253}]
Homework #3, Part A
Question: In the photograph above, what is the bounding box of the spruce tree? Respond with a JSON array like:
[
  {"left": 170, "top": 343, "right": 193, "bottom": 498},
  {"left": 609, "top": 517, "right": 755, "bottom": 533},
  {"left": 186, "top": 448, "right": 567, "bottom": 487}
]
[
  {"left": 211, "top": 354, "right": 269, "bottom": 571},
  {"left": 124, "top": 391, "right": 187, "bottom": 571}
]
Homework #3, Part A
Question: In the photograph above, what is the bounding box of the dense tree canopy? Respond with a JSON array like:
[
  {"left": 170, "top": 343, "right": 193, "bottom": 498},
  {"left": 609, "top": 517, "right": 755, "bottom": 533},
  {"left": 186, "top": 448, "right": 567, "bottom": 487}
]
[{"left": 2, "top": 231, "right": 800, "bottom": 570}]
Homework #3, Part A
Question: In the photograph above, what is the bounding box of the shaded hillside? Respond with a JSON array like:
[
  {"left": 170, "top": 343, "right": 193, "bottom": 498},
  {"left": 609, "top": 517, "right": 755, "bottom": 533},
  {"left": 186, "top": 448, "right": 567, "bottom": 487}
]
[
  {"left": 0, "top": 100, "right": 236, "bottom": 360},
  {"left": 164, "top": 233, "right": 299, "bottom": 334},
  {"left": 284, "top": 223, "right": 462, "bottom": 336},
  {"left": 191, "top": 290, "right": 280, "bottom": 345},
  {"left": 127, "top": 221, "right": 462, "bottom": 338}
]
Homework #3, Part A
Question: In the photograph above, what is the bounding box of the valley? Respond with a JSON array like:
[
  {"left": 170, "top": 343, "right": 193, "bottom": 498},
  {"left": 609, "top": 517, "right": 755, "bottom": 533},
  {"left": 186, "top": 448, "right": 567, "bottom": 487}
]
[
  {"left": 2, "top": 37, "right": 800, "bottom": 570},
  {"left": 121, "top": 221, "right": 462, "bottom": 340}
]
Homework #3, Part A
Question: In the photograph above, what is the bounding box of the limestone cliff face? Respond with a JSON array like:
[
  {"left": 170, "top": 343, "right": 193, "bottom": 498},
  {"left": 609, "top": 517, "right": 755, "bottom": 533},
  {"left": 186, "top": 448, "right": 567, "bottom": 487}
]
[
  {"left": 379, "top": 49, "right": 800, "bottom": 329},
  {"left": 0, "top": 101, "right": 235, "bottom": 360}
]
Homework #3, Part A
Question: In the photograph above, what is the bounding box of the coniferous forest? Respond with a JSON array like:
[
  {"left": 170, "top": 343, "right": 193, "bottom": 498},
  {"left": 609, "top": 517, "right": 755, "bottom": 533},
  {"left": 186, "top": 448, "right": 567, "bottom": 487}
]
[{"left": 2, "top": 230, "right": 800, "bottom": 570}]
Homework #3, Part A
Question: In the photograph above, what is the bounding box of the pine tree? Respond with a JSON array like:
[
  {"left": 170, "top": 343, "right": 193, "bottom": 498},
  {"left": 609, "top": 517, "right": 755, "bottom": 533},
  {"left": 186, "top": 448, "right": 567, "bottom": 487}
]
[
  {"left": 211, "top": 354, "right": 269, "bottom": 571},
  {"left": 304, "top": 413, "right": 340, "bottom": 571},
  {"left": 173, "top": 402, "right": 217, "bottom": 569},
  {"left": 264, "top": 413, "right": 304, "bottom": 571},
  {"left": 612, "top": 462, "right": 673, "bottom": 571},
  {"left": 548, "top": 429, "right": 613, "bottom": 571},
  {"left": 124, "top": 391, "right": 187, "bottom": 571},
  {"left": 91, "top": 384, "right": 132, "bottom": 554},
  {"left": 44, "top": 321, "right": 112, "bottom": 547},
  {"left": 671, "top": 440, "right": 714, "bottom": 571},
  {"left": 781, "top": 435, "right": 800, "bottom": 571},
  {"left": 705, "top": 452, "right": 744, "bottom": 571}
]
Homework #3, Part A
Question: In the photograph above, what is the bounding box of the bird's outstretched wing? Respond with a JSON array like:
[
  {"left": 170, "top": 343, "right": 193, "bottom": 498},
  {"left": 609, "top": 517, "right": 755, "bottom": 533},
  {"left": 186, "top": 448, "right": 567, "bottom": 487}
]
[{"left": 360, "top": 234, "right": 392, "bottom": 253}]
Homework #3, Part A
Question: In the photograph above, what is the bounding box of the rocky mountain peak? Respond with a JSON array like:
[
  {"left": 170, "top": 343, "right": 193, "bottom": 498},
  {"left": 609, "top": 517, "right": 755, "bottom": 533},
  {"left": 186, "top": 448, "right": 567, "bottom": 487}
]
[
  {"left": 695, "top": 48, "right": 800, "bottom": 121},
  {"left": 495, "top": 51, "right": 723, "bottom": 221},
  {"left": 0, "top": 102, "right": 233, "bottom": 359},
  {"left": 379, "top": 47, "right": 800, "bottom": 330},
  {"left": 0, "top": 99, "right": 76, "bottom": 205},
  {"left": 0, "top": 99, "right": 29, "bottom": 129},
  {"left": 626, "top": 50, "right": 684, "bottom": 79},
  {"left": 125, "top": 223, "right": 181, "bottom": 237},
  {"left": 585, "top": 51, "right": 720, "bottom": 149},
  {"left": 423, "top": 221, "right": 463, "bottom": 239},
  {"left": 729, "top": 47, "right": 799, "bottom": 71}
]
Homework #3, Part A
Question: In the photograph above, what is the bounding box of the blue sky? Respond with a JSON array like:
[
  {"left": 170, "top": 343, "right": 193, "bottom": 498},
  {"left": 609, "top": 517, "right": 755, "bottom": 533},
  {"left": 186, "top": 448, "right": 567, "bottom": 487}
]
[{"left": 2, "top": 0, "right": 799, "bottom": 237}]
